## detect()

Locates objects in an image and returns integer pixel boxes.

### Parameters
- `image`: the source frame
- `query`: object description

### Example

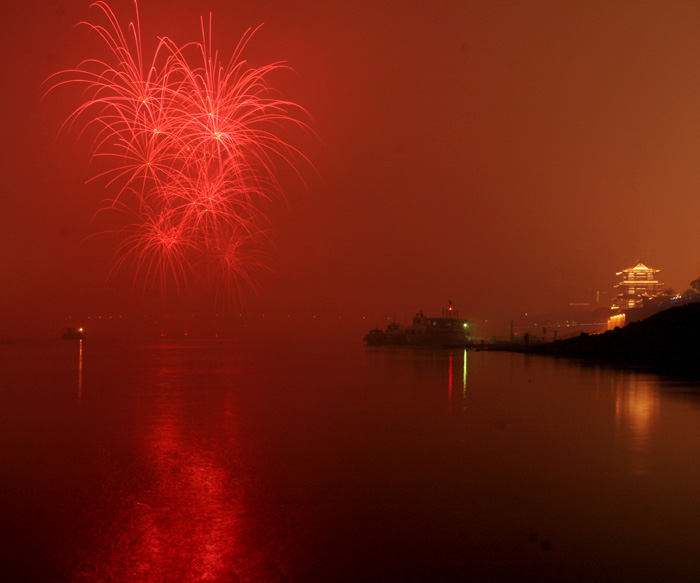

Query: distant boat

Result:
[364,303,471,347]
[61,327,85,340]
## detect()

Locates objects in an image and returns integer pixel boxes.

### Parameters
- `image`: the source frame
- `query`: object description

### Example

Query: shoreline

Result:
[488,302,700,376]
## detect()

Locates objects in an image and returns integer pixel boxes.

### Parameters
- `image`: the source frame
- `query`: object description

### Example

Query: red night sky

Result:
[2,1,700,341]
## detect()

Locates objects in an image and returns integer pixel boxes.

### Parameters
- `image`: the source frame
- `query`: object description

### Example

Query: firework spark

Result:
[46,1,310,307]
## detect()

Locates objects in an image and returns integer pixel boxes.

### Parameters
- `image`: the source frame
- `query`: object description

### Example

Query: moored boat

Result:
[364,303,471,347]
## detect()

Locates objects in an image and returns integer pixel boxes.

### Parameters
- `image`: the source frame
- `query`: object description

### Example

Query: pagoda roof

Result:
[617,261,660,275]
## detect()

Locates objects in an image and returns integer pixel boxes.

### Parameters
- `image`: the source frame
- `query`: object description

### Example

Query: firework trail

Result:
[46,1,310,306]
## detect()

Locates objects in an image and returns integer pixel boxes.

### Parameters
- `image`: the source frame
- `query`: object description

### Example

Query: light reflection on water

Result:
[67,344,298,582]
[447,349,468,412]
[77,339,83,403]
[76,388,242,582]
[614,374,660,476]
[3,340,700,582]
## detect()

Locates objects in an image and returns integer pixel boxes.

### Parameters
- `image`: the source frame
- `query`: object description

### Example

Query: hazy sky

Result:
[2,1,700,340]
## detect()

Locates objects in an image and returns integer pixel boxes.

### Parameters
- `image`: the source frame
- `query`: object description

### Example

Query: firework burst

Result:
[46,1,310,308]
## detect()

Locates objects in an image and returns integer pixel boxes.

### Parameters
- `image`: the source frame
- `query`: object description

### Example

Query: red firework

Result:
[46,1,310,306]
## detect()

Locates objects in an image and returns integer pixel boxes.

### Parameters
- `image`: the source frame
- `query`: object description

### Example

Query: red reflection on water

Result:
[448,351,453,405]
[136,408,236,581]
[74,363,256,582]
[448,350,468,411]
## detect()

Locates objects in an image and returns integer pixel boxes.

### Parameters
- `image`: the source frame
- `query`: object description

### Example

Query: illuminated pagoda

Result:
[612,262,664,310]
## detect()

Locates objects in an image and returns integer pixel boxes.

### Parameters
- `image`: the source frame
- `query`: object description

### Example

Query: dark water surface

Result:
[2,339,700,582]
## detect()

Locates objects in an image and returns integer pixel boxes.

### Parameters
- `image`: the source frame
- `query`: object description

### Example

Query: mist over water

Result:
[2,339,700,582]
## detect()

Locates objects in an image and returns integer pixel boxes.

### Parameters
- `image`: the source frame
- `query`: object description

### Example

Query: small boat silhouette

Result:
[61,327,85,340]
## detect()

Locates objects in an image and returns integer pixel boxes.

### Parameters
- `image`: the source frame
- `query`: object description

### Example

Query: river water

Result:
[2,339,700,582]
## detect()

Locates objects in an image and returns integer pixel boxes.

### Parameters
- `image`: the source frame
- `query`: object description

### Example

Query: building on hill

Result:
[611,262,664,310]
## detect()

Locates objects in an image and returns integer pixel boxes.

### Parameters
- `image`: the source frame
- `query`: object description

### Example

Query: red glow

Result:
[73,385,243,581]
[448,351,453,404]
[46,1,310,307]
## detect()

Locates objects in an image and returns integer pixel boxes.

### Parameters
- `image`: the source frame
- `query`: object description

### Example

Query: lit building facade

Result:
[612,262,663,310]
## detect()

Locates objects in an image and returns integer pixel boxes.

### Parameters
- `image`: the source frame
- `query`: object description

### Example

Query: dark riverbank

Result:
[509,302,700,374]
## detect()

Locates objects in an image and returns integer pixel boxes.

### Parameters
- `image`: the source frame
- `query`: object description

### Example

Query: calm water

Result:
[2,339,700,582]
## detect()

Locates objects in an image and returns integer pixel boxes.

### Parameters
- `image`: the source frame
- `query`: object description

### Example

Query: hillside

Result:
[525,302,700,371]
